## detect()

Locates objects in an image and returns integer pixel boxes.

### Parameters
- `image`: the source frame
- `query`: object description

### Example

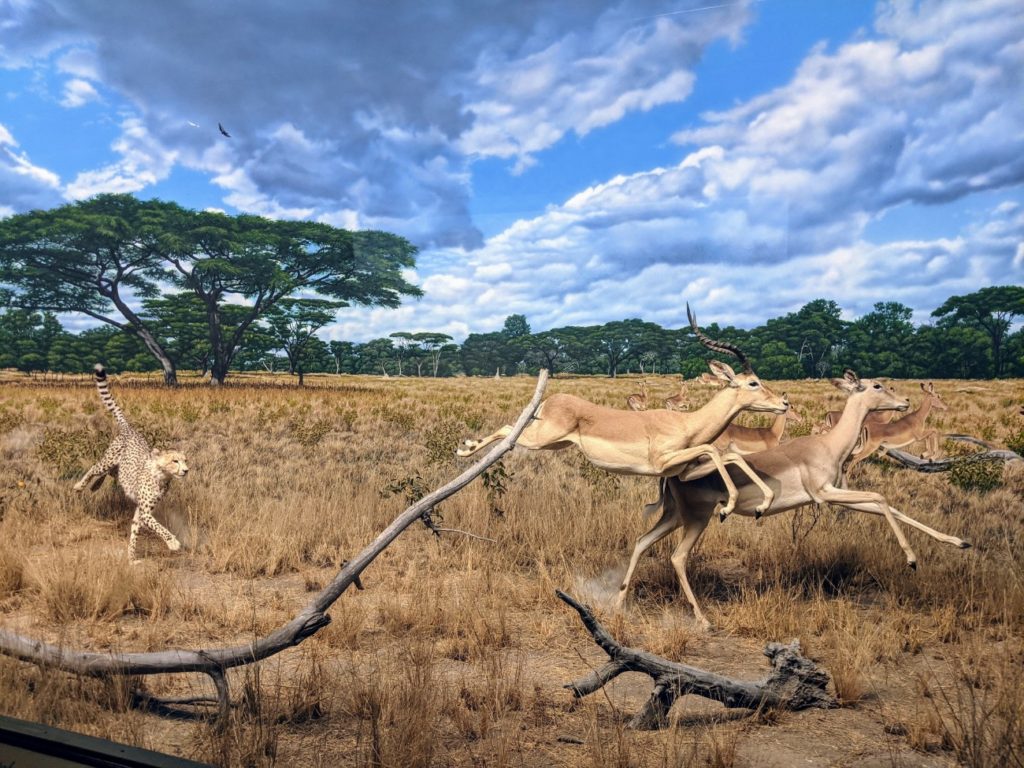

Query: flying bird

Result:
[218,122,232,138]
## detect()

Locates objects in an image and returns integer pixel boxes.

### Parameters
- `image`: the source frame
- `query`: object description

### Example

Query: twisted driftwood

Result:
[0,371,549,724]
[557,590,837,730]
[882,434,1023,473]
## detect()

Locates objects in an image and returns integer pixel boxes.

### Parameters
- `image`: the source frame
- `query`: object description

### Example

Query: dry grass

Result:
[0,371,1022,766]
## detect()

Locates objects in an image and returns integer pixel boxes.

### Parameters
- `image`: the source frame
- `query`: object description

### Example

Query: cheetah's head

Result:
[153,449,189,479]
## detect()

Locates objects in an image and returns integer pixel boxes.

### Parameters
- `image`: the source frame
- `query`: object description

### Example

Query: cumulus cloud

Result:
[458,3,749,171]
[327,0,1024,340]
[0,121,63,211]
[64,117,177,199]
[1,0,748,248]
[671,0,1024,254]
[59,77,98,107]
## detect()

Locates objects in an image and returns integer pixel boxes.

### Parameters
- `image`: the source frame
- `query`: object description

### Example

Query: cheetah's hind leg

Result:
[74,461,114,492]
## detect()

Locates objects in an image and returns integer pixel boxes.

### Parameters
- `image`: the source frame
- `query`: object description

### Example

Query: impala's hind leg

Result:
[615,505,683,610]
[457,407,577,457]
[669,514,712,630]
[818,484,918,568]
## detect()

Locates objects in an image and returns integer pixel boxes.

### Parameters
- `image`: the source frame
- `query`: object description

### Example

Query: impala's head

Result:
[921,381,948,411]
[831,369,909,412]
[782,396,803,423]
[153,448,189,479]
[688,303,789,415]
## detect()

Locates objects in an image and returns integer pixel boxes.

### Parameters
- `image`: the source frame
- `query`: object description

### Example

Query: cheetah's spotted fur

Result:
[74,364,189,562]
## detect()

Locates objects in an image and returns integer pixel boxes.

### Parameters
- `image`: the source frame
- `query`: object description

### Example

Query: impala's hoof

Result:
[959,540,972,549]
[908,560,917,571]
[754,510,763,520]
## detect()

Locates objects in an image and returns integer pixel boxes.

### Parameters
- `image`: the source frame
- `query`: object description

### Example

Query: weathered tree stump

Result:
[557,590,837,730]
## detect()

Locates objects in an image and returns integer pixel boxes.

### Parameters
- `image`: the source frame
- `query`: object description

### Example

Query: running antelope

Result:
[457,307,789,518]
[617,370,970,630]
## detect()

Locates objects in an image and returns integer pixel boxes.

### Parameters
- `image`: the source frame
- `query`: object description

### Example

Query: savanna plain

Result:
[0,371,1022,767]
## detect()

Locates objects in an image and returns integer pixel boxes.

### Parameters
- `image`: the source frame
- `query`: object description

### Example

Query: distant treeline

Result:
[2,195,1021,384]
[2,290,1022,381]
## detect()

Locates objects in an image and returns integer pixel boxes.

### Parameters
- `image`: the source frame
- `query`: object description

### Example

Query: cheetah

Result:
[74,364,188,562]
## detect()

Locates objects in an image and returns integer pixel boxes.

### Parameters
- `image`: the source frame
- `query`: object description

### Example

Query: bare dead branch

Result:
[0,371,549,723]
[556,589,837,730]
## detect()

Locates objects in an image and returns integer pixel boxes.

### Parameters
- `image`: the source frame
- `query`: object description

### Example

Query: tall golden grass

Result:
[0,371,1022,766]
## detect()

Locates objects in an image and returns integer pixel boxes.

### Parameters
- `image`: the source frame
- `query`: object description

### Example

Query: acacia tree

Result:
[264,298,343,385]
[167,213,422,385]
[0,194,186,384]
[408,332,452,376]
[0,195,421,385]
[932,286,1024,376]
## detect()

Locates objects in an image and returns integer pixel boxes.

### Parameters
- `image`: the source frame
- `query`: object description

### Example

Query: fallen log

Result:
[557,590,837,730]
[882,434,1023,473]
[0,371,549,725]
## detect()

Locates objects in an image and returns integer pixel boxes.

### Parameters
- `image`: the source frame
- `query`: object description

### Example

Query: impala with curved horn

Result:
[633,370,970,630]
[457,305,789,520]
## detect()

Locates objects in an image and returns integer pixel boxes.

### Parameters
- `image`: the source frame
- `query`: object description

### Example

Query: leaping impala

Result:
[616,370,970,630]
[714,399,803,454]
[457,306,789,519]
[844,382,948,474]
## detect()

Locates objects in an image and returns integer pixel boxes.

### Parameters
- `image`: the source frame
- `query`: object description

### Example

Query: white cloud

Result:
[459,5,750,168]
[59,77,99,107]
[1,0,753,247]
[0,122,63,210]
[64,117,176,199]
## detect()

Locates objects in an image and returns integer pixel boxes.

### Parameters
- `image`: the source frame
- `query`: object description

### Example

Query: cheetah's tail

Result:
[93,363,127,426]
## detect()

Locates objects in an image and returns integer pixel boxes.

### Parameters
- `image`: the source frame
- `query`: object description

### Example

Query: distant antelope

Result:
[626,381,649,411]
[845,382,948,472]
[715,399,803,454]
[663,380,689,411]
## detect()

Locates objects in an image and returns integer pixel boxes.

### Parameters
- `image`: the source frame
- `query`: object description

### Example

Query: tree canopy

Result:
[0,194,422,384]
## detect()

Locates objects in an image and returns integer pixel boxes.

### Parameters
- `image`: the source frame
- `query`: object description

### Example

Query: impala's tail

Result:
[93,364,128,428]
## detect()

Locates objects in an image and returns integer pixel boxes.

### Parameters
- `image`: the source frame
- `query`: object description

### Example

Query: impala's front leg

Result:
[720,450,774,518]
[656,444,738,521]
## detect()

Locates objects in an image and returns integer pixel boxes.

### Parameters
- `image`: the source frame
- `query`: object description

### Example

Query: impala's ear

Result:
[708,359,739,387]
[831,376,860,394]
[921,381,934,394]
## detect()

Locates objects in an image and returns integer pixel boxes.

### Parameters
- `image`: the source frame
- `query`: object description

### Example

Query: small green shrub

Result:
[0,407,25,434]
[289,415,332,447]
[949,458,1004,494]
[1005,428,1024,457]
[36,427,99,479]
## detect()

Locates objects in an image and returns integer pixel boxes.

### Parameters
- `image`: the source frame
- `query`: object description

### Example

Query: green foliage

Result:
[949,458,1004,494]
[288,414,333,448]
[36,427,99,479]
[424,419,462,467]
[1005,429,1024,457]
[380,474,429,505]
[0,406,25,434]
[481,459,514,516]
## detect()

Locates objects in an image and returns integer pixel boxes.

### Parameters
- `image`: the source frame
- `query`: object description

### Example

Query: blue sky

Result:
[1,0,1021,342]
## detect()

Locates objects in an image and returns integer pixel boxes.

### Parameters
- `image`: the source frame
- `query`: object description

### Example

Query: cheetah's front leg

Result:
[128,501,181,563]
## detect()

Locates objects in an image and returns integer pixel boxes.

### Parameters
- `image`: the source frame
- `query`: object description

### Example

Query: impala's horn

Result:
[687,303,753,373]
